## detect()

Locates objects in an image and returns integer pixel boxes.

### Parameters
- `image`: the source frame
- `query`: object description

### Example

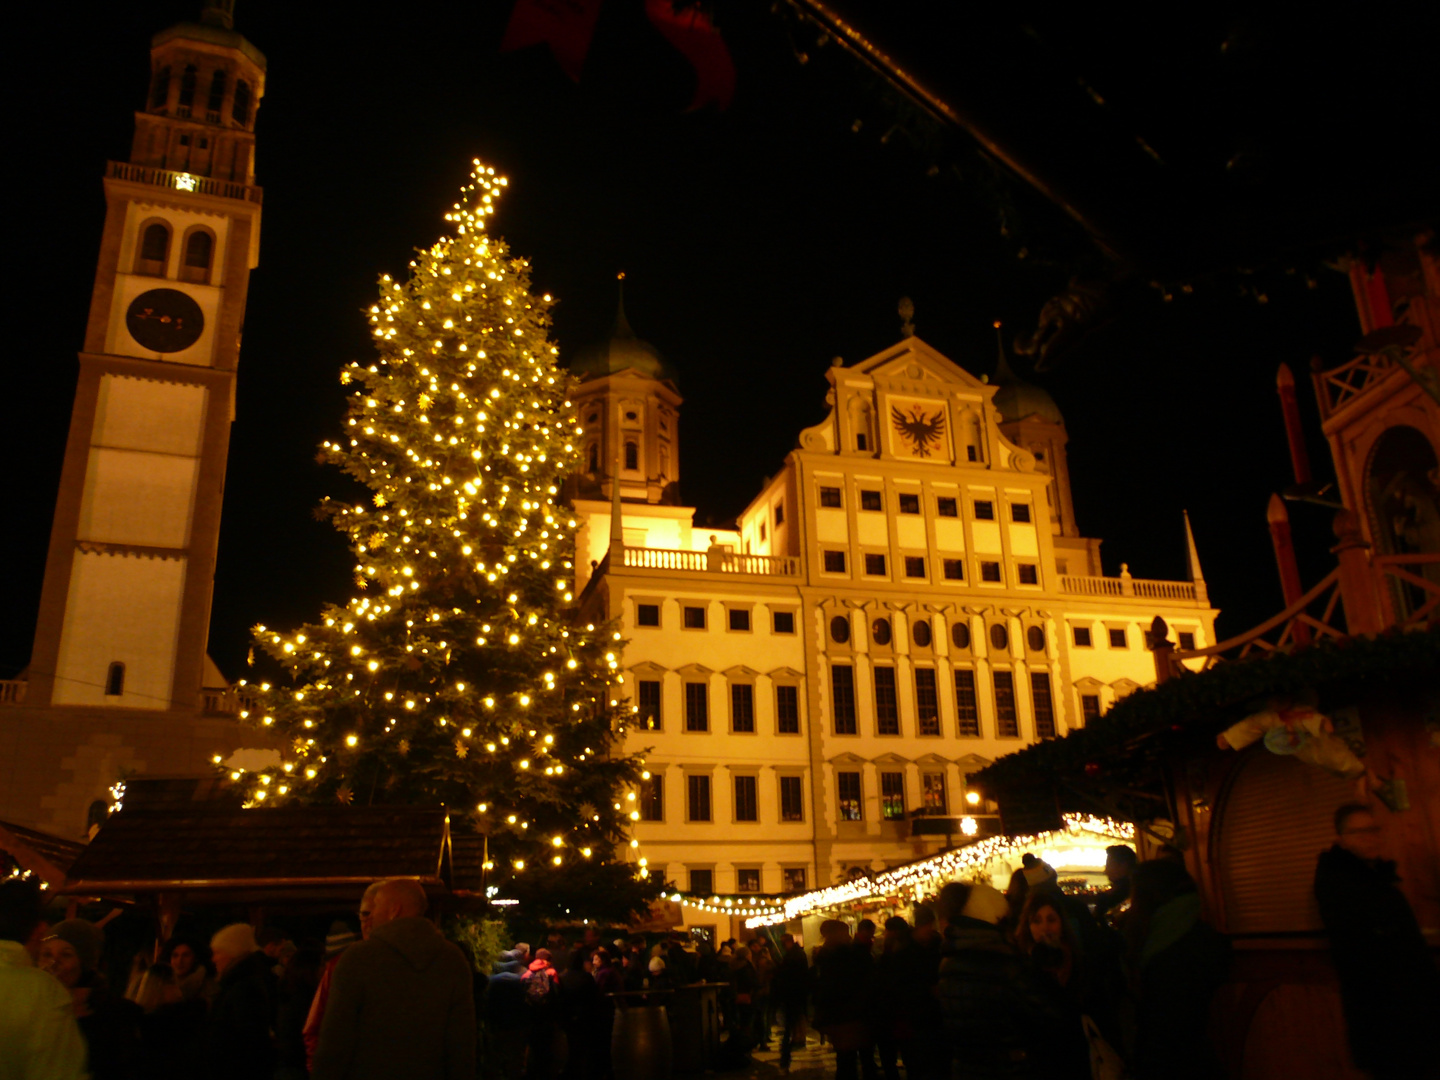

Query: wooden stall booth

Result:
[974,629,1439,1080]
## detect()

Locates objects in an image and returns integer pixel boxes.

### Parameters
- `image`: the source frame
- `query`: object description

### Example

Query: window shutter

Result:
[1217,749,1357,934]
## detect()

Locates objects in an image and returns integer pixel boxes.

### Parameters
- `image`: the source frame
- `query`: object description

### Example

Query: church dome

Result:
[569,288,676,384]
[991,351,1064,425]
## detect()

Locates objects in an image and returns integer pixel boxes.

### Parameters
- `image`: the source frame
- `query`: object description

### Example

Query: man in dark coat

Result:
[1315,804,1440,1080]
[773,933,809,1073]
[205,923,278,1080]
[887,906,947,1080]
[312,879,475,1080]
[812,921,876,1080]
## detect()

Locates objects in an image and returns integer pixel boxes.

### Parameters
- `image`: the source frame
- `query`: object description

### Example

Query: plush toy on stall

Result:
[1216,697,1365,778]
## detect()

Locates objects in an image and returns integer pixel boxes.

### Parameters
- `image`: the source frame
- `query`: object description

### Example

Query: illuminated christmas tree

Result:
[233,161,655,919]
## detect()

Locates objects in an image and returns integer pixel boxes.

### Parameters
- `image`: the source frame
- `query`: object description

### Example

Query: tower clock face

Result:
[126,288,204,353]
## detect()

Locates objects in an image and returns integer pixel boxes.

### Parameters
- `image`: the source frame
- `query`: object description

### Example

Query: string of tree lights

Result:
[229,161,660,920]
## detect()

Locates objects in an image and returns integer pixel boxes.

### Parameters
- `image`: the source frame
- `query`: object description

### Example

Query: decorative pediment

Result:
[628,661,668,678]
[722,665,760,680]
[954,753,993,771]
[828,752,867,766]
[856,338,989,391]
[873,752,911,766]
[766,666,804,680]
[1073,676,1104,692]
[913,752,951,767]
[674,663,714,679]
[1111,678,1142,697]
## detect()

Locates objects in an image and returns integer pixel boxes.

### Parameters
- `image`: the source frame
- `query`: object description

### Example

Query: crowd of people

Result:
[3,809,1435,1080]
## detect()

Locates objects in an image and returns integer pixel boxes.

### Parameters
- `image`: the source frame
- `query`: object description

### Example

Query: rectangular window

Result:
[922,772,947,814]
[683,606,706,629]
[689,867,713,894]
[915,668,940,735]
[783,867,807,892]
[636,603,660,627]
[954,670,980,737]
[685,683,709,732]
[773,610,796,634]
[728,608,751,631]
[733,775,758,821]
[994,671,1018,737]
[936,496,958,517]
[905,556,926,578]
[1018,563,1039,585]
[831,665,857,734]
[779,775,804,821]
[837,771,863,821]
[860,490,883,511]
[737,867,761,893]
[1109,627,1127,648]
[638,680,662,731]
[898,493,921,514]
[759,521,767,541]
[1073,626,1093,647]
[880,771,905,820]
[967,445,979,462]
[731,684,755,733]
[640,773,664,821]
[974,500,995,520]
[943,558,964,580]
[981,561,1002,582]
[687,775,712,822]
[1178,631,1196,651]
[774,501,784,525]
[1011,503,1032,523]
[776,685,800,734]
[1031,672,1056,739]
[819,486,842,508]
[873,667,899,735]
[823,550,847,573]
[1081,693,1102,723]
[864,552,887,576]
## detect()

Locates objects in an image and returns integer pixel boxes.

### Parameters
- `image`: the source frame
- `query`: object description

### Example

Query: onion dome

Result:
[991,343,1064,425]
[570,284,676,384]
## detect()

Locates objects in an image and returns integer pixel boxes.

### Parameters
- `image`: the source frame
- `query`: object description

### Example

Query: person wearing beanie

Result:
[305,883,380,1070]
[40,917,143,1080]
[934,881,1081,1079]
[203,922,277,1080]
[0,878,88,1079]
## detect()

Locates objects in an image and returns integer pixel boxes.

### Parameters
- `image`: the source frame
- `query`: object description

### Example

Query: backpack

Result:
[523,967,555,1009]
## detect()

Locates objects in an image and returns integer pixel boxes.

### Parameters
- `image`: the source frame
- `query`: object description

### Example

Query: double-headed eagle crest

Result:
[891,404,947,458]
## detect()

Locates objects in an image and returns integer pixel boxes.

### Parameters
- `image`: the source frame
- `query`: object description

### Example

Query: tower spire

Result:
[993,320,1017,383]
[1183,509,1209,604]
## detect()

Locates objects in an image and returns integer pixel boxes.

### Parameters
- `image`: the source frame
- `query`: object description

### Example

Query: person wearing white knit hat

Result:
[203,923,277,1078]
[209,923,258,976]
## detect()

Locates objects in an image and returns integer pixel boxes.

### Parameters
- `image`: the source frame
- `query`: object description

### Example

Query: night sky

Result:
[5,2,1426,681]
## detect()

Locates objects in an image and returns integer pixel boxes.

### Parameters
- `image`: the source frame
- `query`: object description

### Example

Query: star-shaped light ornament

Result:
[336,783,354,805]
[397,738,411,757]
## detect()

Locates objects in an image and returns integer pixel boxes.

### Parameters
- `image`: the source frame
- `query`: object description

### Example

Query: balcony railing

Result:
[106,160,263,204]
[1059,573,1198,602]
[200,686,260,716]
[619,545,801,577]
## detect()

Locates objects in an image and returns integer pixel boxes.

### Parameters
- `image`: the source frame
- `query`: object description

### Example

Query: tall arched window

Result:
[178,65,198,111]
[136,222,170,276]
[181,229,214,283]
[624,441,639,470]
[587,442,599,472]
[105,662,126,697]
[232,79,251,125]
[149,66,170,110]
[207,69,227,116]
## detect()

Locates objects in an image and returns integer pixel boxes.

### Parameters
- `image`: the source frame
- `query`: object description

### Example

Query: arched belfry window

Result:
[104,662,126,697]
[178,65,198,112]
[149,66,170,110]
[587,443,599,473]
[181,229,214,284]
[624,441,639,471]
[232,79,251,125]
[207,70,227,118]
[136,221,170,276]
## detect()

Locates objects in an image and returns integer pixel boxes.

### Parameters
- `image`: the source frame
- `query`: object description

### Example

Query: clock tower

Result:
[27,1,264,713]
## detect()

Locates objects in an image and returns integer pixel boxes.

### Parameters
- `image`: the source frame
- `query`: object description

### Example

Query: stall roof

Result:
[62,805,453,897]
[0,820,86,889]
[973,629,1440,830]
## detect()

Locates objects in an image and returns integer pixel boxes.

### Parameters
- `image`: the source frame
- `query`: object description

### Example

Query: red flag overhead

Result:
[643,0,736,111]
[500,0,605,83]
